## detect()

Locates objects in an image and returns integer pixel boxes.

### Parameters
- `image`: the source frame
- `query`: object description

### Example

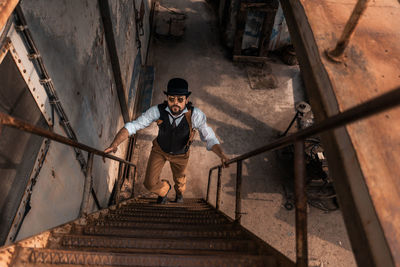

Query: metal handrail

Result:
[0,112,136,167]
[210,86,400,170]
[0,111,136,216]
[207,86,400,266]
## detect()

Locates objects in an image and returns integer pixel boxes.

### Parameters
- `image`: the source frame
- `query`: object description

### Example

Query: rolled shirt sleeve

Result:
[124,105,160,136]
[192,107,220,150]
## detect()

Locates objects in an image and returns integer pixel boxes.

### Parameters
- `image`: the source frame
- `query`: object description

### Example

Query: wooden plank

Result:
[280,0,400,266]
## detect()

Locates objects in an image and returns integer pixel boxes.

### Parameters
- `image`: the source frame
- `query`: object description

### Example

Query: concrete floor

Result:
[132,0,357,266]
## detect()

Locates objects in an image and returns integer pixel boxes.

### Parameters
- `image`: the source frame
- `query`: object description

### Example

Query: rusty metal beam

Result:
[278,1,396,266]
[98,0,130,123]
[0,0,18,31]
[0,112,136,167]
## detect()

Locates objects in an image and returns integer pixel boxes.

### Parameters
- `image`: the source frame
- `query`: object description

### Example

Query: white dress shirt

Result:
[124,105,220,150]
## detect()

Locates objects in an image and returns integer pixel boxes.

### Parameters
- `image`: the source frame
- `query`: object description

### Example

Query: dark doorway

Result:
[0,52,48,245]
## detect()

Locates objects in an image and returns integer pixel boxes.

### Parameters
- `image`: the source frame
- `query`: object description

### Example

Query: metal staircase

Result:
[0,84,399,266]
[2,198,293,267]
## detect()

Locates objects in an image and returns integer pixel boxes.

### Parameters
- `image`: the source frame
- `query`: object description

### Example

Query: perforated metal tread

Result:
[5,198,294,266]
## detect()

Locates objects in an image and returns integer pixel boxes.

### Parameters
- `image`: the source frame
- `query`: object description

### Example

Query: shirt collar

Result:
[165,106,188,118]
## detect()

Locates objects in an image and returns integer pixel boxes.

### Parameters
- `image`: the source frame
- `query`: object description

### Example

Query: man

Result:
[105,78,229,204]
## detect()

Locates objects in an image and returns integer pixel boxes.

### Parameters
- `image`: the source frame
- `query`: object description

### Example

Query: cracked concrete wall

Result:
[3,0,152,242]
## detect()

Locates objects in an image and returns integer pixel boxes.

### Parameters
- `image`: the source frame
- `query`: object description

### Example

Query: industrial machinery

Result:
[277,102,338,212]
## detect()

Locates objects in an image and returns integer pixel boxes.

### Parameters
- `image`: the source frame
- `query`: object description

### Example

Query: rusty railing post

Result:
[235,160,243,223]
[130,165,137,198]
[326,0,370,61]
[115,162,125,204]
[216,166,222,210]
[294,140,308,267]
[206,169,213,203]
[79,152,94,217]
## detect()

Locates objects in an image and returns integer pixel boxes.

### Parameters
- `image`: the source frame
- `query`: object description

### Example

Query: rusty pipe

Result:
[326,0,370,61]
[0,112,136,167]
[294,141,308,267]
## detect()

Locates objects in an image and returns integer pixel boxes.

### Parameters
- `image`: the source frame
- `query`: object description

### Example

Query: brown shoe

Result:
[157,180,171,204]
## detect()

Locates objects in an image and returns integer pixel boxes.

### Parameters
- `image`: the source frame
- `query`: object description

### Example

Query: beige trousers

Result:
[143,139,189,197]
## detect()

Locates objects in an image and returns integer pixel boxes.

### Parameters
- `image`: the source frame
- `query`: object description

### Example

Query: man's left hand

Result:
[220,155,229,168]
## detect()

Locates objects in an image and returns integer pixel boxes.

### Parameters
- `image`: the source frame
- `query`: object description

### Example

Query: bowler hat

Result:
[164,78,191,96]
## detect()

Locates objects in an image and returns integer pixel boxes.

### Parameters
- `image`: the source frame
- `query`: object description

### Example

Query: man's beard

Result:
[169,105,183,115]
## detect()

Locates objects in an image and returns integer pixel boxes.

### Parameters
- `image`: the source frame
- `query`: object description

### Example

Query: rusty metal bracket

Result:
[14,24,27,32]
[27,52,40,60]
[39,78,52,84]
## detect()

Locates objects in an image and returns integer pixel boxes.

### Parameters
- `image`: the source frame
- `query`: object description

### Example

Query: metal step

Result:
[84,225,246,239]
[106,210,225,219]
[117,206,214,213]
[15,247,277,266]
[124,201,210,208]
[102,214,229,224]
[133,198,205,204]
[113,207,216,215]
[53,234,258,254]
[90,220,236,231]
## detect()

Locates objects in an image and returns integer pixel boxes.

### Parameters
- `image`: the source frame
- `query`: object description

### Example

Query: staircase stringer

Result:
[0,197,140,266]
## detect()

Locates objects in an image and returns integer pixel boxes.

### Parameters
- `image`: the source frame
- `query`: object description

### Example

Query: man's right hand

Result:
[103,128,130,156]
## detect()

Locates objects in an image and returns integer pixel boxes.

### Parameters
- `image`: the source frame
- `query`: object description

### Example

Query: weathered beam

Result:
[0,0,18,31]
[98,0,130,123]
[279,1,395,266]
[233,0,247,56]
